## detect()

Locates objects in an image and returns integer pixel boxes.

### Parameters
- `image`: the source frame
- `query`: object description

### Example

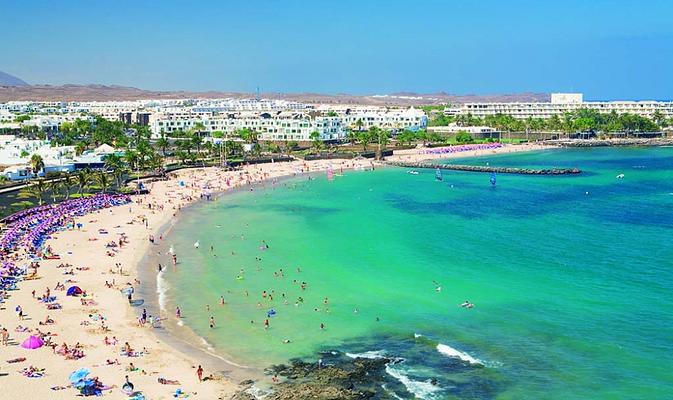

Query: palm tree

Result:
[30,154,45,177]
[191,134,204,156]
[48,179,63,202]
[346,129,357,146]
[357,130,372,152]
[28,179,47,206]
[135,140,154,170]
[309,131,322,153]
[156,133,170,156]
[76,170,91,196]
[354,119,364,132]
[652,110,665,127]
[237,128,258,144]
[175,150,188,165]
[75,141,87,156]
[95,172,111,193]
[124,149,139,171]
[104,153,126,187]
[62,173,75,199]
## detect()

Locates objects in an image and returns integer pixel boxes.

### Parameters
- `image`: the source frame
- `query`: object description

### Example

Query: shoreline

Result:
[0,158,380,399]
[0,144,544,399]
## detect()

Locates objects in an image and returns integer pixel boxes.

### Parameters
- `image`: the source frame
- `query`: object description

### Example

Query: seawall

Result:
[387,161,581,175]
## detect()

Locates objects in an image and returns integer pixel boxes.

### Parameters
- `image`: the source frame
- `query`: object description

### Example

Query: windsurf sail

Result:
[490,172,497,186]
[326,164,334,181]
[435,168,443,181]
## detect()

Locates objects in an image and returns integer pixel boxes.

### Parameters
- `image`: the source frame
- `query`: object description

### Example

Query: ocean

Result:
[159,147,673,399]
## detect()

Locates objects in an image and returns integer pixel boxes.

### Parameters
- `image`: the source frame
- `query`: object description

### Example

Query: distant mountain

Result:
[0,83,549,104]
[0,70,28,86]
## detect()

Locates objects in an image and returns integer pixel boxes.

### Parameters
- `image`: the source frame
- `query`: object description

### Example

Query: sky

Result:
[2,0,672,99]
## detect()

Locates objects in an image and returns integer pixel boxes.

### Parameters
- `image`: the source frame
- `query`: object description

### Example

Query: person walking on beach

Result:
[1,328,8,346]
[209,316,215,328]
[176,306,181,318]
[197,365,204,382]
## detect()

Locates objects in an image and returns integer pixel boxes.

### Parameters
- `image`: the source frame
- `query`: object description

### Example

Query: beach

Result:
[0,144,551,399]
[385,142,554,163]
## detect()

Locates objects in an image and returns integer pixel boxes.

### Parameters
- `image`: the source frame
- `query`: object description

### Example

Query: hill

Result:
[0,70,29,87]
[0,83,549,105]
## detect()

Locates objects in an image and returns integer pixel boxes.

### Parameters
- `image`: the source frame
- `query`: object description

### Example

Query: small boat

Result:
[435,168,443,181]
[407,170,419,175]
[490,172,497,186]
[616,173,624,179]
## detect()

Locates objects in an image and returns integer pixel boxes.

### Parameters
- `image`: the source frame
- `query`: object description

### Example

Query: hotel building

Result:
[452,93,673,119]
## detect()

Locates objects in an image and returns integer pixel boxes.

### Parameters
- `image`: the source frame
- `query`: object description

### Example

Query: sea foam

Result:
[436,343,483,365]
[385,364,443,400]
[156,270,167,312]
[345,350,387,359]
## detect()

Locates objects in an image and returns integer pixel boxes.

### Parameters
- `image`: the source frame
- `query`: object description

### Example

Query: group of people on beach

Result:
[0,159,394,396]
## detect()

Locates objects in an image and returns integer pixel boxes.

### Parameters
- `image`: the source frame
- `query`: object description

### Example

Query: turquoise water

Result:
[165,147,673,399]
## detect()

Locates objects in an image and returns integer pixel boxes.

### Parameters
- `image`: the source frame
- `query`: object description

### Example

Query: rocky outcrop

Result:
[231,357,394,400]
[387,161,581,175]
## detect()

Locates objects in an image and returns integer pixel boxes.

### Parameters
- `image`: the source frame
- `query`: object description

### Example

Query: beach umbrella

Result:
[69,368,90,385]
[21,335,44,349]
[67,286,83,296]
[69,368,90,384]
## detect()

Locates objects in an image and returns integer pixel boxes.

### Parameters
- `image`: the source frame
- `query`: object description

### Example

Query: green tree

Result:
[48,179,62,202]
[124,149,140,171]
[76,169,91,195]
[286,140,299,152]
[75,141,87,156]
[346,129,358,146]
[156,134,170,156]
[30,154,45,176]
[28,179,47,206]
[455,131,474,143]
[62,173,75,199]
[354,118,364,132]
[309,131,322,152]
[95,171,111,193]
[236,128,259,144]
[356,130,372,152]
[104,153,126,188]
[191,134,204,155]
[175,150,188,165]
[396,129,418,146]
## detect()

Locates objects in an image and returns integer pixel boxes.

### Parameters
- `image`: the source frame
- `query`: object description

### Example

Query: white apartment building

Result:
[151,112,344,141]
[314,105,428,131]
[342,108,427,131]
[455,93,673,120]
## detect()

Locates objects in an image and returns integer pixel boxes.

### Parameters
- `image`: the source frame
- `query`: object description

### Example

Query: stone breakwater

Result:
[387,161,581,175]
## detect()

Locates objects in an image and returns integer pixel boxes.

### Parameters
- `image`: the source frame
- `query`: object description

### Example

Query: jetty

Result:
[386,161,581,175]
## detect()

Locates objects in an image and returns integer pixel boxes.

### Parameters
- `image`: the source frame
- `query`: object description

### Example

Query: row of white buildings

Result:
[444,93,673,120]
[149,107,428,140]
[1,99,429,141]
